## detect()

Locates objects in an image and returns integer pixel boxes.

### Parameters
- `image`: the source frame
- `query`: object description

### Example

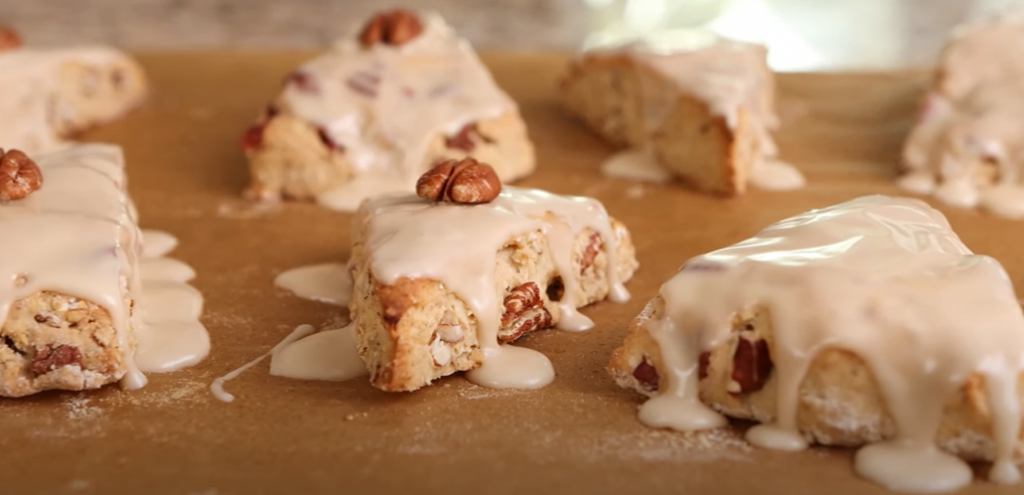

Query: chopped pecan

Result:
[286,71,319,94]
[500,282,542,327]
[0,26,21,52]
[31,345,82,375]
[499,308,552,343]
[415,157,501,204]
[731,336,773,393]
[359,9,423,47]
[0,148,43,201]
[698,351,710,380]
[444,123,492,152]
[545,277,564,302]
[346,72,381,97]
[633,359,659,390]
[317,127,342,151]
[580,232,603,274]
[240,122,267,153]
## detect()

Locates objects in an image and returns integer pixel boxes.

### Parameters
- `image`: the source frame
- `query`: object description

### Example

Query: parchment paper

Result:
[2,52,1017,495]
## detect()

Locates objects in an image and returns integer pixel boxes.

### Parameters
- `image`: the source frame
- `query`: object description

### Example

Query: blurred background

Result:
[2,0,1022,70]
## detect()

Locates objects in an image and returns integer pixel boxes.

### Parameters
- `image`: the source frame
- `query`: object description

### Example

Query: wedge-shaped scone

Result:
[609,196,1024,492]
[0,33,148,153]
[0,144,146,397]
[349,178,638,392]
[560,36,803,195]
[901,11,1024,219]
[241,9,535,210]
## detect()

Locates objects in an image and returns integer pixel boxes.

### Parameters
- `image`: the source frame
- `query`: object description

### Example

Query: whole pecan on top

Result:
[0,148,43,201]
[416,157,501,204]
[0,26,21,52]
[359,9,423,47]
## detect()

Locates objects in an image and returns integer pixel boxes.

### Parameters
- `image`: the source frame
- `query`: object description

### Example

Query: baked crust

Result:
[608,298,1024,462]
[352,218,638,392]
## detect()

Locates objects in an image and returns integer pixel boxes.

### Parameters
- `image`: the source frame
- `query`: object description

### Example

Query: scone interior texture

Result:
[0,144,144,397]
[559,38,803,195]
[0,45,148,153]
[242,9,535,209]
[609,195,1024,491]
[349,187,638,392]
[900,10,1024,219]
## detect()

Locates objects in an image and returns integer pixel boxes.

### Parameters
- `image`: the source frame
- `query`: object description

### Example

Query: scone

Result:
[0,144,146,397]
[900,11,1024,219]
[609,196,1024,492]
[0,29,148,153]
[241,9,535,211]
[349,159,638,392]
[559,35,803,195]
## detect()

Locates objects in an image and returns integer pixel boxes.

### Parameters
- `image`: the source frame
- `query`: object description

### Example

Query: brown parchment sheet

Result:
[1,52,1021,495]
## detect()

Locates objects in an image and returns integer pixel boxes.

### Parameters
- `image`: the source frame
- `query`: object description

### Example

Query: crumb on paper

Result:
[216,201,280,220]
[67,479,90,491]
[626,184,645,199]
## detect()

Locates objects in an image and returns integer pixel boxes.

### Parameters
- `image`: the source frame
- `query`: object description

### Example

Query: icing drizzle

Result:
[359,186,631,388]
[637,195,1024,491]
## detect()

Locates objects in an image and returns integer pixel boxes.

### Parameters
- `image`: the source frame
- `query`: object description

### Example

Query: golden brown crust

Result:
[608,298,1024,462]
[355,220,638,392]
[243,99,535,201]
[559,50,758,196]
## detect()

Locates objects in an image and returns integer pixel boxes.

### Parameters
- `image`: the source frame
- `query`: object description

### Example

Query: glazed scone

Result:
[241,9,535,211]
[348,163,637,392]
[559,36,803,195]
[901,10,1024,219]
[0,34,148,153]
[0,144,146,397]
[608,195,1024,492]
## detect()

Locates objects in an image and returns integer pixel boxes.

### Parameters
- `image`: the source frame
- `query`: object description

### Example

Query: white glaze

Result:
[135,230,210,373]
[358,186,630,389]
[269,323,367,382]
[0,47,133,153]
[210,324,316,403]
[748,159,806,191]
[280,11,516,212]
[635,195,1023,492]
[0,146,210,390]
[274,262,352,307]
[901,13,1024,219]
[0,144,146,388]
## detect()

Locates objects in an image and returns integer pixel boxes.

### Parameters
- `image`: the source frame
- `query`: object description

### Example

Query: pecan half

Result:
[359,9,423,47]
[0,26,21,52]
[415,157,501,204]
[0,148,43,201]
[580,232,603,274]
[500,282,542,327]
[31,345,82,375]
[731,336,772,393]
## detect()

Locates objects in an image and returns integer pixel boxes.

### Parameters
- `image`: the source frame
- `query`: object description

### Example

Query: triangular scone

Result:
[0,33,148,153]
[348,187,637,392]
[560,37,801,195]
[241,10,535,210]
[901,11,1024,219]
[609,196,1024,491]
